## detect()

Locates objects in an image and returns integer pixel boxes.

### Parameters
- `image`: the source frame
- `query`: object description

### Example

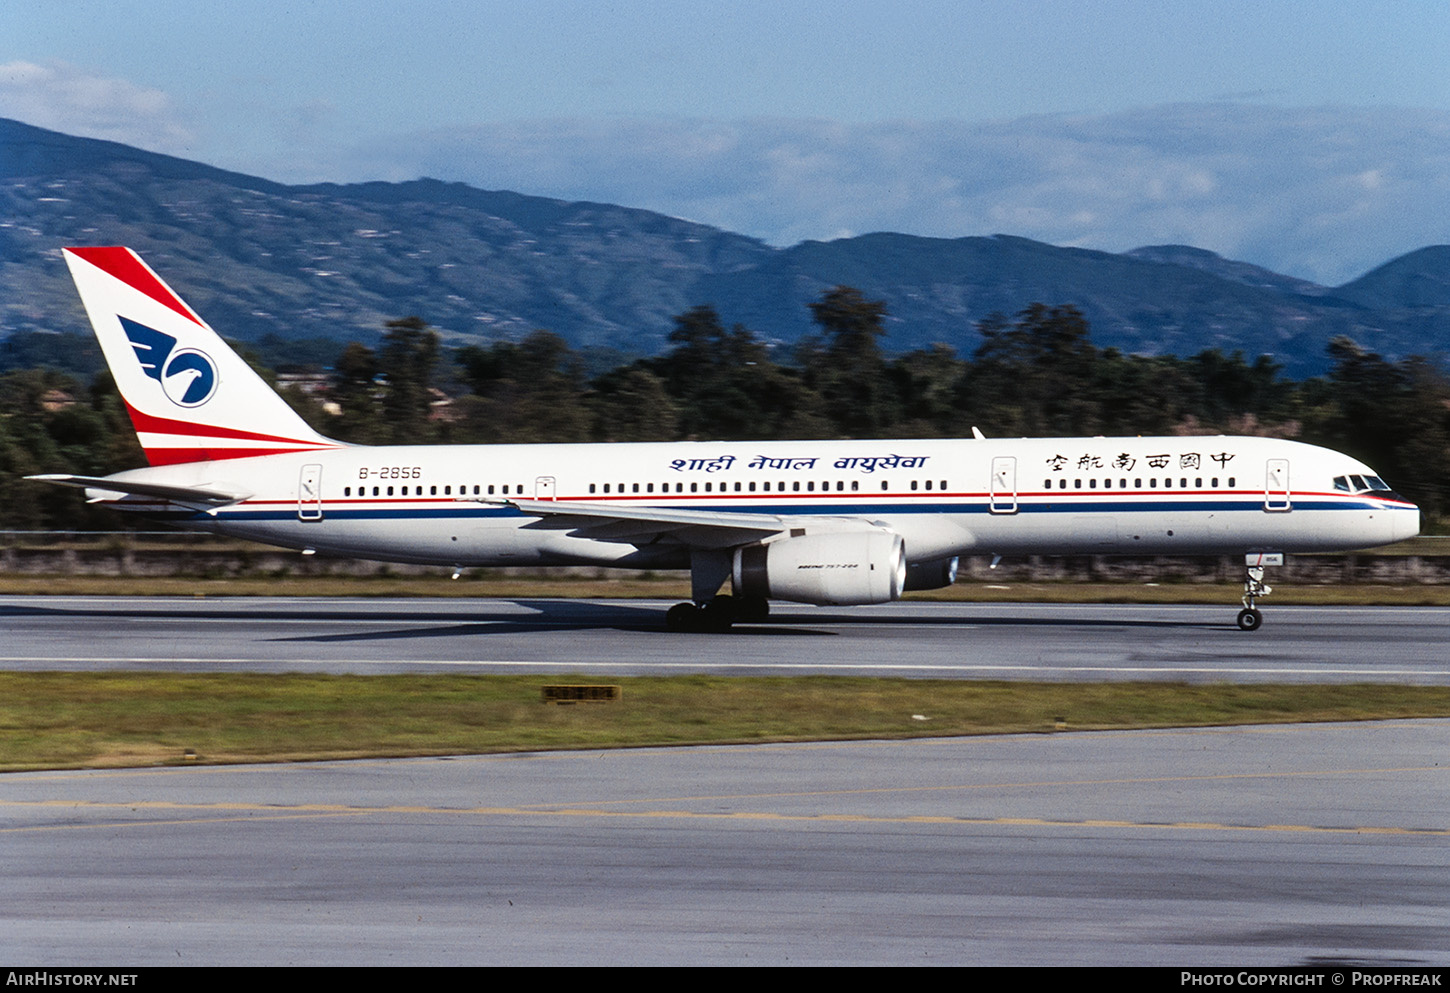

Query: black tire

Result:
[700,597,735,633]
[1236,608,1263,632]
[734,595,770,623]
[666,602,698,632]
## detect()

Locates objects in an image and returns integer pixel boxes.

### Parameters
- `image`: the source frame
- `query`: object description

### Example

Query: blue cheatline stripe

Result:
[195,496,1411,523]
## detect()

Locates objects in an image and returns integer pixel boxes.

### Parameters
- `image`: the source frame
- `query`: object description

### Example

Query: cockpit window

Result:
[1334,474,1395,494]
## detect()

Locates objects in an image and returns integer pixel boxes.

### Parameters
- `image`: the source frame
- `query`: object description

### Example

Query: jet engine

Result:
[733,531,906,606]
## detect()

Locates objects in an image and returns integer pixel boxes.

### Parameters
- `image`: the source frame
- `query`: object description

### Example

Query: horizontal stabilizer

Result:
[26,474,253,507]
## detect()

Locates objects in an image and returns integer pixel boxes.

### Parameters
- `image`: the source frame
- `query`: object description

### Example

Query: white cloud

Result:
[345,104,1450,285]
[0,60,195,156]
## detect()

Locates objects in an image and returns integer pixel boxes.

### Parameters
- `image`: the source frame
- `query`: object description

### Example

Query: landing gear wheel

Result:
[665,600,735,632]
[666,602,698,632]
[699,597,735,633]
[1236,608,1263,632]
[734,595,770,623]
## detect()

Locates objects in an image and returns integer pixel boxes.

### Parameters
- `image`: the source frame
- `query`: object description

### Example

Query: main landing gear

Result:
[1236,563,1273,632]
[665,594,770,633]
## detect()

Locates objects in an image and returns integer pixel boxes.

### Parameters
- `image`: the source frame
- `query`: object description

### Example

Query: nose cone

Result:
[1397,501,1422,542]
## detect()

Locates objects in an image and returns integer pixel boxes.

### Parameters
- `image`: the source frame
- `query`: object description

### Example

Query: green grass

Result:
[4,672,1450,772]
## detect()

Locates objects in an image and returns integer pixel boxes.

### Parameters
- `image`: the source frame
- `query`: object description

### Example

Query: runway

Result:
[4,720,1448,966]
[6,595,1448,965]
[1,595,1448,682]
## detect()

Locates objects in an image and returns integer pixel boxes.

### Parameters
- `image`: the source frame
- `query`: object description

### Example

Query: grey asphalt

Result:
[1,596,1448,681]
[5,595,1448,966]
[4,720,1448,966]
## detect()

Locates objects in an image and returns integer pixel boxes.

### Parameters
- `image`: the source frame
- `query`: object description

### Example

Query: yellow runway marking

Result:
[2,798,1445,837]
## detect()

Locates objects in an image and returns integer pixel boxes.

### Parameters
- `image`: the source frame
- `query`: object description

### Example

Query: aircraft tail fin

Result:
[63,247,342,466]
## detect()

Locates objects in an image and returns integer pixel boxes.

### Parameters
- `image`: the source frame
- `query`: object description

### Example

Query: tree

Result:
[378,316,439,444]
[328,342,384,443]
[801,286,896,436]
[655,305,793,439]
[965,304,1098,436]
[454,331,591,443]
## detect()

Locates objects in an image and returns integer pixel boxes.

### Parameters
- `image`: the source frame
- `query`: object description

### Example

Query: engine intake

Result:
[733,531,906,606]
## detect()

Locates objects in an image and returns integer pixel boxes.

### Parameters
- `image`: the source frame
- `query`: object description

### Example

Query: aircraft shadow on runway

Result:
[0,599,1235,644]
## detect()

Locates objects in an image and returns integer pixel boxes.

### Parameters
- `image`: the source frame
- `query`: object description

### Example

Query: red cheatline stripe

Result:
[65,247,203,326]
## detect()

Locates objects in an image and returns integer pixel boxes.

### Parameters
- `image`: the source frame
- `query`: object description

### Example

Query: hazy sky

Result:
[4,1,1449,284]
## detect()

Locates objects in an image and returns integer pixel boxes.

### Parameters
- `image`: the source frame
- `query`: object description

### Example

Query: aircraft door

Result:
[298,464,323,521]
[989,457,1018,514]
[1264,459,1291,512]
[534,476,557,501]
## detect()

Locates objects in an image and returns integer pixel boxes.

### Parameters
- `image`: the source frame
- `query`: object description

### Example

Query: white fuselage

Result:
[98,434,1421,568]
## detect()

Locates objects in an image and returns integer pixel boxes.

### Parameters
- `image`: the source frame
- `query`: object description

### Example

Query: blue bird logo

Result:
[121,317,218,407]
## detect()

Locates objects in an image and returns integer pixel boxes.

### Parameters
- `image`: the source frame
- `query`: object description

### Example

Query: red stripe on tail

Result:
[65,247,204,326]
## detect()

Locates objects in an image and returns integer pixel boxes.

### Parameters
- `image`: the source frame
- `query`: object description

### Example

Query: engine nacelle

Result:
[904,556,959,592]
[733,531,906,606]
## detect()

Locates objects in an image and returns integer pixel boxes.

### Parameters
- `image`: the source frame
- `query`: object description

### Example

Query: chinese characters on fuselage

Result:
[1046,451,1236,472]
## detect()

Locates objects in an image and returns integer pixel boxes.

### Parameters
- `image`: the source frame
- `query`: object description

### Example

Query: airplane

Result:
[29,247,1421,632]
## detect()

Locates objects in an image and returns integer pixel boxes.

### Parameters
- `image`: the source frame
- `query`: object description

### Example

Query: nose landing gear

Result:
[1236,557,1278,631]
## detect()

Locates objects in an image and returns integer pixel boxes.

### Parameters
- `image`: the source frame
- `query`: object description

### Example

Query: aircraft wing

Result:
[26,474,253,508]
[475,497,878,549]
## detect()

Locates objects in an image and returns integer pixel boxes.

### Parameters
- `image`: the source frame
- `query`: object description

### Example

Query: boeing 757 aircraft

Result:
[30,247,1420,631]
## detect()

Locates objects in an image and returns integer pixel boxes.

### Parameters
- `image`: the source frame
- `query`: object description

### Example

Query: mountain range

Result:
[3,117,1448,376]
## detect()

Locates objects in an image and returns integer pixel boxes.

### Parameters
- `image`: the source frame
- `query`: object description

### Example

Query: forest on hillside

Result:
[2,287,1447,531]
